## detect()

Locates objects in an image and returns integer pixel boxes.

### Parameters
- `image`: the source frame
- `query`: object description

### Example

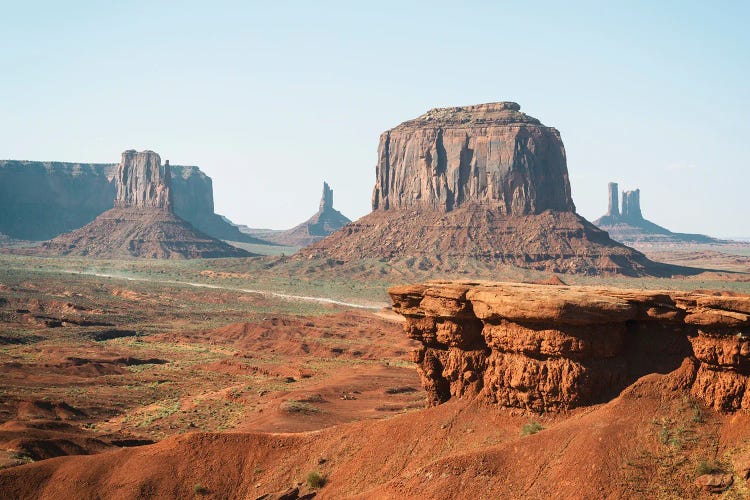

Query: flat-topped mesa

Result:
[390,281,750,412]
[114,150,173,210]
[371,101,575,214]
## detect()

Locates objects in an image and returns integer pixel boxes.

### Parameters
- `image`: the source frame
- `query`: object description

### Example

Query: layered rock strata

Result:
[41,150,249,259]
[390,281,750,412]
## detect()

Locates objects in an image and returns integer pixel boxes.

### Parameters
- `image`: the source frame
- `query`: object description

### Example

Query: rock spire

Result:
[607,182,620,217]
[621,189,642,220]
[319,182,333,212]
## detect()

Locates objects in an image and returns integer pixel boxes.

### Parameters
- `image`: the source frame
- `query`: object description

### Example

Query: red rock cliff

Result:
[372,102,575,214]
[390,282,750,412]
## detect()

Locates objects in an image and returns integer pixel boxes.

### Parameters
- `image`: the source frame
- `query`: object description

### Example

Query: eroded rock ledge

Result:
[389,281,750,412]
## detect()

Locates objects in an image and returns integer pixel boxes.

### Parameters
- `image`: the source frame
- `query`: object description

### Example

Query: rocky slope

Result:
[242,182,351,247]
[0,159,262,243]
[594,182,722,245]
[390,281,750,412]
[302,101,687,277]
[41,151,249,259]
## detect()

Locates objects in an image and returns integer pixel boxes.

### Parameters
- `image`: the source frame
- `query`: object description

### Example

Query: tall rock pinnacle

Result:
[621,189,642,220]
[371,102,575,215]
[114,150,173,210]
[607,182,620,217]
[320,181,333,212]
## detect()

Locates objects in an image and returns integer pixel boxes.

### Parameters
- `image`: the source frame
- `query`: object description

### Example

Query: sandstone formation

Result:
[114,150,172,209]
[594,182,721,245]
[0,159,264,243]
[241,182,351,247]
[303,102,685,276]
[41,150,250,259]
[390,281,750,412]
[371,102,575,214]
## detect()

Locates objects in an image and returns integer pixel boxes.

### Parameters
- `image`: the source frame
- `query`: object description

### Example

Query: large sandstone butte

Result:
[41,150,249,259]
[240,182,351,247]
[390,281,750,412]
[303,102,677,276]
[594,182,722,245]
[371,102,575,214]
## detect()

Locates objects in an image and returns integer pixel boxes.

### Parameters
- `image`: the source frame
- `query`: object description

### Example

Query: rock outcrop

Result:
[114,150,172,210]
[41,150,250,259]
[303,102,686,276]
[0,159,264,243]
[371,102,575,214]
[594,182,721,245]
[241,182,351,247]
[390,281,750,412]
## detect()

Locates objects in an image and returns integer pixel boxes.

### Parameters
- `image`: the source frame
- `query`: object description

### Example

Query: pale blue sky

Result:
[2,1,748,236]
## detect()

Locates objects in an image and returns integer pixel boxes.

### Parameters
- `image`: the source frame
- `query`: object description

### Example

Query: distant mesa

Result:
[240,181,351,247]
[594,182,721,245]
[302,101,681,277]
[0,157,267,244]
[40,150,250,259]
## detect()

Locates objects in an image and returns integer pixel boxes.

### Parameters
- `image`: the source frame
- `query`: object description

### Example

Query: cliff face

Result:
[0,159,262,243]
[114,150,172,209]
[390,281,750,412]
[372,102,575,214]
[0,161,115,240]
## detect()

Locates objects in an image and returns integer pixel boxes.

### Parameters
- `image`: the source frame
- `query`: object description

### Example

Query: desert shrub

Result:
[696,460,725,475]
[193,483,209,495]
[307,471,327,489]
[521,421,543,436]
[281,400,321,414]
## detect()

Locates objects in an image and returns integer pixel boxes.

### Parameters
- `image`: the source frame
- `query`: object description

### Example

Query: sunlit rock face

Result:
[372,102,575,215]
[390,281,750,412]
